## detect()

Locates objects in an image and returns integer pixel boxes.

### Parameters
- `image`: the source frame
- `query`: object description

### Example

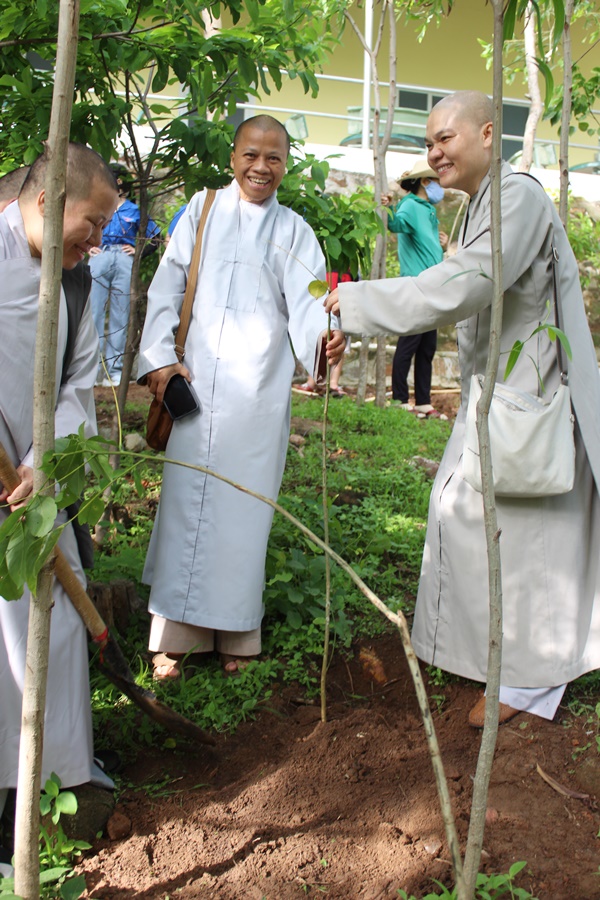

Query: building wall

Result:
[245,3,600,167]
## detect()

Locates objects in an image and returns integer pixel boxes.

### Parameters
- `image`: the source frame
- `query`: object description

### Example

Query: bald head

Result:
[0,167,30,212]
[432,91,493,129]
[18,143,119,269]
[425,92,494,197]
[234,115,291,155]
[20,143,118,204]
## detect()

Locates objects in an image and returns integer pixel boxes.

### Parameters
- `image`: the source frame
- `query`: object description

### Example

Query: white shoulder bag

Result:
[463,243,576,499]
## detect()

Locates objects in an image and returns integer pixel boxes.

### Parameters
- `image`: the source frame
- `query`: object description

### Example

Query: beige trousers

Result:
[149,615,261,656]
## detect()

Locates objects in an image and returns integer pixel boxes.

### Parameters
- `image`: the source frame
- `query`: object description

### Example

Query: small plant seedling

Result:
[0,773,90,900]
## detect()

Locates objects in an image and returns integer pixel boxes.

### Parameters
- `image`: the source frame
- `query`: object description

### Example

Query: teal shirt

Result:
[387,193,443,277]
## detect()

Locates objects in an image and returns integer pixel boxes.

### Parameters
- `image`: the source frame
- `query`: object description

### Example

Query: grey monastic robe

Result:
[138,181,332,633]
[338,163,600,688]
[0,201,98,789]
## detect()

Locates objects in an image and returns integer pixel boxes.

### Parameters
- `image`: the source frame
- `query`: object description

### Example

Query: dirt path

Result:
[80,634,600,900]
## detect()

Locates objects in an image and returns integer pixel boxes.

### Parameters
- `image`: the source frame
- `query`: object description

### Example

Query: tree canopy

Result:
[0,0,342,191]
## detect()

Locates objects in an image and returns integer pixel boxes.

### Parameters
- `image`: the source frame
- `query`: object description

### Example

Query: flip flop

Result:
[416,408,448,421]
[329,387,348,398]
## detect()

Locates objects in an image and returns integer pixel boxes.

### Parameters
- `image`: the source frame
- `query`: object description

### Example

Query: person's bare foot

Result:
[152,652,185,681]
[220,654,257,675]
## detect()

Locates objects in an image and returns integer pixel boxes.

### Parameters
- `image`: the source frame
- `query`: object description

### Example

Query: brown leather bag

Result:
[146,189,216,451]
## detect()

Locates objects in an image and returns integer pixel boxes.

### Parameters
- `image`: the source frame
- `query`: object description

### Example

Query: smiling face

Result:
[28,176,118,269]
[230,125,288,204]
[61,178,119,268]
[425,104,493,197]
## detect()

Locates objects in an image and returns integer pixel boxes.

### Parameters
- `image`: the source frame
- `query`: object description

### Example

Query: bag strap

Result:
[512,172,567,383]
[174,188,216,363]
[551,244,567,385]
[472,173,566,384]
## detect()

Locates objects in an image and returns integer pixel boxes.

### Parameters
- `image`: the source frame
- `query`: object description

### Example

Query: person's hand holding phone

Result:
[163,374,200,419]
[147,362,191,404]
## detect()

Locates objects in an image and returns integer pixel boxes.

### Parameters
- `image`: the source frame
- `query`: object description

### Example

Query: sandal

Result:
[329,387,347,399]
[388,400,414,411]
[421,410,448,421]
[152,653,184,681]
[295,382,323,396]
[414,406,448,421]
[220,654,258,676]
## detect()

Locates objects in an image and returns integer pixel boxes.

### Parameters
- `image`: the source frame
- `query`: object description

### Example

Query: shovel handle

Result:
[0,442,108,646]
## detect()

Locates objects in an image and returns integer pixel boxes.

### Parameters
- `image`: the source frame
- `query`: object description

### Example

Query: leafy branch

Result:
[503,300,572,388]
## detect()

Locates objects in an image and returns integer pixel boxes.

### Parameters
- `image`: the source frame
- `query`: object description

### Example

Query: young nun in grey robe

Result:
[326,92,600,724]
[0,146,118,818]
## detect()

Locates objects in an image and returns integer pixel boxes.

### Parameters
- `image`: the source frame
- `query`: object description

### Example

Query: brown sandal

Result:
[152,653,184,681]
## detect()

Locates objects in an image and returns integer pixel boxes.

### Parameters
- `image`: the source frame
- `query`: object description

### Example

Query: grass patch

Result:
[89,394,450,746]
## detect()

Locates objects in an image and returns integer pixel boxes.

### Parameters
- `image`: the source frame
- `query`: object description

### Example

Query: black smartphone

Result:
[163,374,200,420]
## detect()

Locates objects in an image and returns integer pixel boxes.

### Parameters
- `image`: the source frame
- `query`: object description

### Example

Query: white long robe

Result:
[338,164,600,689]
[0,201,99,790]
[138,181,332,632]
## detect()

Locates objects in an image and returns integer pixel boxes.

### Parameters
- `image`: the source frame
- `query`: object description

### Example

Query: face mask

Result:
[424,181,445,205]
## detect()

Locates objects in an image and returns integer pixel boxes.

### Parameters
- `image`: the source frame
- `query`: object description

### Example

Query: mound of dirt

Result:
[79,634,600,900]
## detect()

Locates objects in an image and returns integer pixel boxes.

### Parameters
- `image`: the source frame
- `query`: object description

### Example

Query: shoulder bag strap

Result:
[174,188,216,363]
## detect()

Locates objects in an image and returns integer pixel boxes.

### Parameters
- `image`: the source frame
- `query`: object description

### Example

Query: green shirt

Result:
[387,193,443,277]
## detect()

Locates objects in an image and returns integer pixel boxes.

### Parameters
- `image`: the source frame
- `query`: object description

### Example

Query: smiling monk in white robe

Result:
[138,115,344,679]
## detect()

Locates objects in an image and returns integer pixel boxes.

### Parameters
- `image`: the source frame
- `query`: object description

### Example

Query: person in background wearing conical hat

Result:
[382,156,448,419]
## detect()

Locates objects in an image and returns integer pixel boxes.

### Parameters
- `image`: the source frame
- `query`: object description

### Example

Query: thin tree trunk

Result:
[13,1,80,896]
[345,2,395,407]
[559,0,575,227]
[371,1,395,407]
[110,70,159,461]
[519,2,543,173]
[462,0,505,893]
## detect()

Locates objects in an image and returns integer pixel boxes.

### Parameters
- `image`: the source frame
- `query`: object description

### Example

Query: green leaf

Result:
[245,0,259,21]
[77,494,105,527]
[308,279,329,300]
[38,867,71,885]
[535,58,555,111]
[151,61,169,94]
[237,53,256,88]
[54,790,78,817]
[0,567,22,601]
[310,162,327,191]
[25,495,57,538]
[325,234,342,261]
[551,0,565,51]
[502,0,518,41]
[60,874,87,900]
[286,608,303,629]
[553,327,572,359]
[44,776,60,798]
[503,339,523,380]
